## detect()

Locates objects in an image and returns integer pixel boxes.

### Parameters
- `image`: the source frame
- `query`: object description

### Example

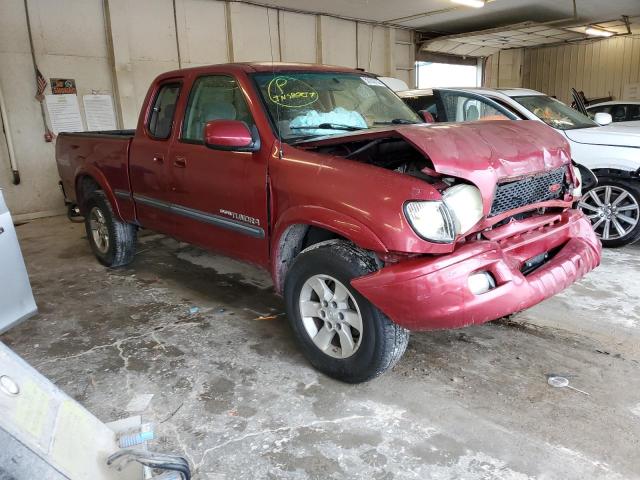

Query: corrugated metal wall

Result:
[483,49,523,89]
[522,36,640,104]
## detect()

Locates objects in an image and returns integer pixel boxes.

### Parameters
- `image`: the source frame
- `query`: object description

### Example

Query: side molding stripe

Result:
[114,189,132,200]
[132,193,265,239]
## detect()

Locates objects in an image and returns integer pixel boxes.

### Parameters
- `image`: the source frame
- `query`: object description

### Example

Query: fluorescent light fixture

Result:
[451,0,486,7]
[585,26,614,37]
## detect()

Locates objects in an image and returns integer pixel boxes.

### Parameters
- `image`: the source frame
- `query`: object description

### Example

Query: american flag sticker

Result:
[35,68,47,102]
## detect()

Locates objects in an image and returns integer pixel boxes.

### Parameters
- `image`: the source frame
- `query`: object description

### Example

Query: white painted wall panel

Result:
[230,3,279,62]
[320,16,356,68]
[174,0,228,67]
[27,0,109,58]
[357,24,387,74]
[0,0,31,54]
[279,11,316,63]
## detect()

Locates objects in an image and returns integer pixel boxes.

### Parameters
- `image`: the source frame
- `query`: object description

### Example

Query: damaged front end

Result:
[298,120,581,247]
[296,120,601,331]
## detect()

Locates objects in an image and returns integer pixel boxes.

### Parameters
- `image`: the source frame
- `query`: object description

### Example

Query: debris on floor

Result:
[126,393,155,412]
[547,375,591,396]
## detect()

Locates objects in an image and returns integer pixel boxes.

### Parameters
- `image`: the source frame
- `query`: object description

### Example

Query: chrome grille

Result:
[490,167,566,217]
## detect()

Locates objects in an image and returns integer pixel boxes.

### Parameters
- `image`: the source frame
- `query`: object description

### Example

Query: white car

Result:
[398,87,640,247]
[586,100,640,126]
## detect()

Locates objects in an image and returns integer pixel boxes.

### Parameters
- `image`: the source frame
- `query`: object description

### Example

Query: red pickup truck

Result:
[56,63,601,382]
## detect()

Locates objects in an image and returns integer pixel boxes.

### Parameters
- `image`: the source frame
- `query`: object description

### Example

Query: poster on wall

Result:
[83,95,117,131]
[50,78,77,95]
[45,94,84,134]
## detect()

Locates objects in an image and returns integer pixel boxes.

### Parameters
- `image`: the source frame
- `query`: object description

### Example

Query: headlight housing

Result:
[442,184,484,234]
[404,201,456,243]
[405,184,484,243]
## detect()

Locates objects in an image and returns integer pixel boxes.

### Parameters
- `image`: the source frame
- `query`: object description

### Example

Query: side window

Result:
[182,75,255,143]
[628,105,640,121]
[148,83,181,139]
[486,97,525,119]
[610,104,628,122]
[439,92,509,123]
[403,95,437,115]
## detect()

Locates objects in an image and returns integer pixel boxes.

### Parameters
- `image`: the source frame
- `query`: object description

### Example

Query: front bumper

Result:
[352,210,601,331]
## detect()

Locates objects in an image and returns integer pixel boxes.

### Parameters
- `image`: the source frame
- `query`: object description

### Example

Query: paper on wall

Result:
[45,94,84,134]
[83,94,117,131]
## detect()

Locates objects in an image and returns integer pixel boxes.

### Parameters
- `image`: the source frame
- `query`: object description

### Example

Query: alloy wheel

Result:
[89,206,110,254]
[298,274,363,359]
[579,185,640,241]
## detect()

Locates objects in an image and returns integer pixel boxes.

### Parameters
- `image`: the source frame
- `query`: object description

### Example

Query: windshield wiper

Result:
[290,123,365,132]
[373,119,419,125]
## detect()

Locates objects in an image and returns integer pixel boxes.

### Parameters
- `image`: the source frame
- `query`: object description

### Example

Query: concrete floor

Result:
[3,216,640,479]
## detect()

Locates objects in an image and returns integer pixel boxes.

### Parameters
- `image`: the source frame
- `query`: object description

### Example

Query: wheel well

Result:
[592,168,640,181]
[76,176,101,213]
[273,225,346,293]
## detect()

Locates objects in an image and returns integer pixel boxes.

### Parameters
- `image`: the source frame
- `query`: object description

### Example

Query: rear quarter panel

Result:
[56,133,134,221]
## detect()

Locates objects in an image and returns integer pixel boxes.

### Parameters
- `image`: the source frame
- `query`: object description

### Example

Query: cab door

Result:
[167,74,269,266]
[129,80,182,234]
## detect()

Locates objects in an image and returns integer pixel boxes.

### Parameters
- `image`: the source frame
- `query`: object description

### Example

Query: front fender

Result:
[569,142,640,173]
[272,205,388,254]
[270,205,389,294]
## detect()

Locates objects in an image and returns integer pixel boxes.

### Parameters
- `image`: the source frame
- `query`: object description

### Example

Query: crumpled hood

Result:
[564,123,640,147]
[300,120,571,213]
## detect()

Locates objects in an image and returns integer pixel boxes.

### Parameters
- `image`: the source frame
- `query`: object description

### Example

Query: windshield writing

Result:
[253,72,420,141]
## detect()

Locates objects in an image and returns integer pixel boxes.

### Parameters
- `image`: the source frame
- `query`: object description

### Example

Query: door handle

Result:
[152,156,164,164]
[173,157,187,168]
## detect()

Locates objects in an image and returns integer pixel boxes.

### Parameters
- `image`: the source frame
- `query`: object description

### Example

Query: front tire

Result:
[579,178,640,247]
[84,191,137,267]
[284,240,409,383]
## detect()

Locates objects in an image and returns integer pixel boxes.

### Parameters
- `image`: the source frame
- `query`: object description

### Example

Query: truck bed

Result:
[56,131,134,210]
[59,129,135,138]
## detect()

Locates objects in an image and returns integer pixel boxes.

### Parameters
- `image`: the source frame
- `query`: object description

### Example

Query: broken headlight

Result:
[442,184,484,234]
[405,184,484,243]
[404,201,457,243]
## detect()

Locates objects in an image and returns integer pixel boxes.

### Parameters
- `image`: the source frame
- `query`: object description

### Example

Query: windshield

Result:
[513,95,597,130]
[252,72,421,142]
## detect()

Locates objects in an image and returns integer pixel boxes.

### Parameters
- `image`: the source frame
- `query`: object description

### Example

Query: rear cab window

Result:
[148,82,181,139]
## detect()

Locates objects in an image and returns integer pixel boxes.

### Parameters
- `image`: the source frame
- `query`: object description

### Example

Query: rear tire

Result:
[579,178,640,248]
[84,191,137,267]
[284,240,409,383]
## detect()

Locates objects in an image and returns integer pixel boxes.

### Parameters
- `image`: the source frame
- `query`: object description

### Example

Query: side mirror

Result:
[203,120,260,152]
[594,112,612,126]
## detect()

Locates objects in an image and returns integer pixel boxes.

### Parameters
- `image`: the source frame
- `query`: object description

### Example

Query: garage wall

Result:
[0,0,415,219]
[483,49,523,89]
[483,36,640,104]
[0,0,111,219]
[523,36,640,104]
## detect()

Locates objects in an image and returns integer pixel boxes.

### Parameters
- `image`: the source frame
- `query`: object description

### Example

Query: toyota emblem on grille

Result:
[549,183,561,193]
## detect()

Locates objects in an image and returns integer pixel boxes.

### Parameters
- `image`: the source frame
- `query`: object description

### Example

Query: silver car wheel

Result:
[89,206,110,254]
[298,274,363,359]
[579,185,640,240]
